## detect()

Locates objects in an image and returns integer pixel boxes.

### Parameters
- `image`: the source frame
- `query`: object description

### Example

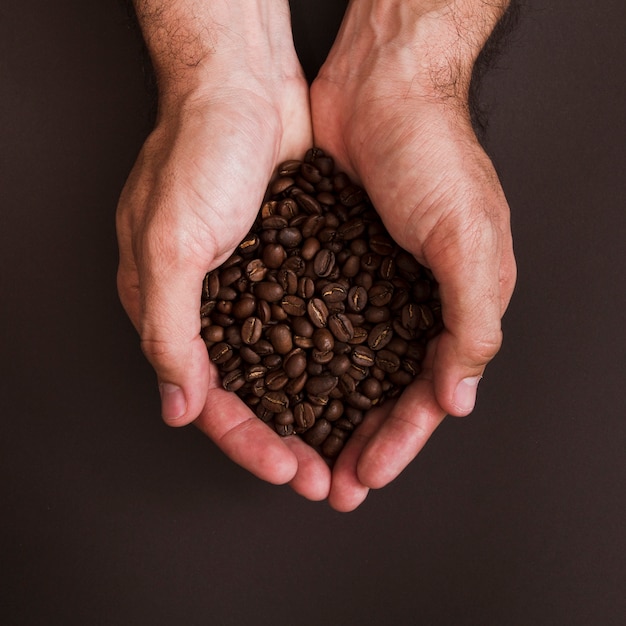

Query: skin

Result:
[117,0,517,512]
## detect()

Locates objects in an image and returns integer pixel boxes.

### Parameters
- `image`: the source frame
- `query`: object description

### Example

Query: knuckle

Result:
[463,330,503,365]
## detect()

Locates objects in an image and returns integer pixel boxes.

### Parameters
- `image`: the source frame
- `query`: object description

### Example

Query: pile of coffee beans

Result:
[200,148,442,459]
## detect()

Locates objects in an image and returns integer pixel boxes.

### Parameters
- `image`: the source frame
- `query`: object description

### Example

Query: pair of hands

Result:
[117,1,516,511]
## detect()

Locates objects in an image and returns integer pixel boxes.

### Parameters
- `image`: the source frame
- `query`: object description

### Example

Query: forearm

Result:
[325,0,510,103]
[132,0,297,102]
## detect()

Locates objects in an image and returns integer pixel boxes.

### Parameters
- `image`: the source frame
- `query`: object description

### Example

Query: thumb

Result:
[139,243,212,427]
[429,224,510,417]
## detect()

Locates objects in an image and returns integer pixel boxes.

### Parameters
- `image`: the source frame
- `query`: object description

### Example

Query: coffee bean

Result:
[281,295,306,316]
[303,418,332,446]
[265,369,289,391]
[241,317,263,345]
[284,348,307,378]
[232,296,257,320]
[306,375,339,398]
[254,281,284,303]
[262,243,287,269]
[294,402,316,429]
[375,349,401,373]
[278,160,302,176]
[351,345,375,367]
[307,298,329,328]
[369,282,394,307]
[209,342,233,364]
[313,249,336,277]
[222,369,246,392]
[245,259,267,283]
[368,323,394,351]
[313,328,335,352]
[328,313,354,342]
[268,324,293,355]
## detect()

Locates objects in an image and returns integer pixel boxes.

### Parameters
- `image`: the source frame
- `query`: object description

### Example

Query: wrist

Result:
[323,0,509,104]
[135,0,301,106]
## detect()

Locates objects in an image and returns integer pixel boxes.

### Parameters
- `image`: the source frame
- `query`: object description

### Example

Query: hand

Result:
[117,2,333,498]
[310,0,517,510]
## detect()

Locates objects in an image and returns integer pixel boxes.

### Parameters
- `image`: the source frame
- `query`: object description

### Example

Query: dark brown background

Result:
[2,1,625,624]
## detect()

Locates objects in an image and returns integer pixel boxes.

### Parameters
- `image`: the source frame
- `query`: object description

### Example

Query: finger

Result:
[356,372,447,490]
[428,216,509,417]
[194,387,298,485]
[283,436,332,502]
[327,409,389,512]
[137,222,213,426]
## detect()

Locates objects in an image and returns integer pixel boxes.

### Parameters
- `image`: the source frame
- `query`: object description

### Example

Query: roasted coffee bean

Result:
[322,431,346,458]
[275,423,294,437]
[279,197,299,219]
[306,375,339,396]
[277,227,303,248]
[369,282,394,307]
[375,349,401,373]
[240,345,262,364]
[347,326,369,345]
[222,355,242,373]
[307,298,329,328]
[339,185,365,207]
[313,328,335,352]
[285,371,308,395]
[368,323,394,351]
[262,243,287,269]
[325,399,344,422]
[277,269,298,294]
[261,391,290,413]
[246,259,267,283]
[232,296,257,320]
[265,369,289,391]
[209,342,233,364]
[313,249,336,277]
[278,160,302,176]
[211,312,235,328]
[345,407,364,426]
[203,272,220,299]
[346,392,372,411]
[263,353,283,370]
[294,402,316,429]
[301,237,321,261]
[347,286,368,312]
[295,193,322,215]
[275,409,295,425]
[219,265,242,287]
[328,313,354,342]
[351,346,376,367]
[271,176,295,195]
[245,365,267,381]
[254,281,284,303]
[278,296,303,318]
[361,377,383,401]
[328,354,352,376]
[268,324,293,355]
[241,316,263,345]
[303,418,332,446]
[222,369,246,392]
[300,162,322,184]
[284,348,307,378]
[338,218,366,240]
[202,325,224,343]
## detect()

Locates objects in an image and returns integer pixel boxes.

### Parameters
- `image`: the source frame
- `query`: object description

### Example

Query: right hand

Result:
[116,49,334,497]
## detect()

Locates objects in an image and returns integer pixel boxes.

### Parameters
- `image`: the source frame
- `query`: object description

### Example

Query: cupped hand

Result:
[310,16,517,511]
[117,63,335,498]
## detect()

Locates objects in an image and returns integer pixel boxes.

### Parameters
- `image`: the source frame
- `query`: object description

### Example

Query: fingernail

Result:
[159,382,186,421]
[453,376,482,414]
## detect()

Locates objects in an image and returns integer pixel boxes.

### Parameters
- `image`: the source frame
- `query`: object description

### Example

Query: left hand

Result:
[310,0,517,511]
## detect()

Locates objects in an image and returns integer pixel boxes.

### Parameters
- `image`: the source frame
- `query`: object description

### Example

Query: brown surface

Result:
[1,1,625,624]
